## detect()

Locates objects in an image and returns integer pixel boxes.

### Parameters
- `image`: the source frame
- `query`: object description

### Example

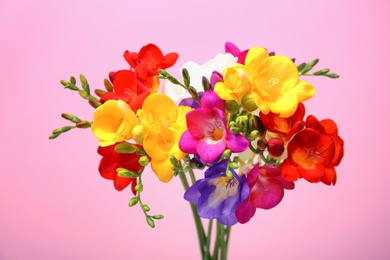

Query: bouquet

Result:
[50,42,344,259]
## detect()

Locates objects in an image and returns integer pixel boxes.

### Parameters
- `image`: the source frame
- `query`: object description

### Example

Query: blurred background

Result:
[1,0,389,259]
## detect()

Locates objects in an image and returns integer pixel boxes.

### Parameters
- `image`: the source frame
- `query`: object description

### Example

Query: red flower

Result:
[281,115,344,185]
[100,70,150,112]
[123,44,179,92]
[260,103,305,141]
[97,142,143,193]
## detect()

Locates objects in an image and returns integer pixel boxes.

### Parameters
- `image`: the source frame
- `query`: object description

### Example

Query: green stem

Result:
[205,220,214,260]
[187,166,197,185]
[178,170,206,258]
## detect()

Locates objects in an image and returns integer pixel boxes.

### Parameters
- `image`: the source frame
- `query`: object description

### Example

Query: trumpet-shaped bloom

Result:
[179,91,248,164]
[162,53,237,104]
[91,100,139,147]
[184,160,250,226]
[235,164,294,224]
[225,42,249,64]
[214,64,252,103]
[100,70,151,112]
[246,47,315,117]
[281,115,344,185]
[124,43,179,92]
[137,93,192,182]
[260,103,306,141]
[97,142,142,193]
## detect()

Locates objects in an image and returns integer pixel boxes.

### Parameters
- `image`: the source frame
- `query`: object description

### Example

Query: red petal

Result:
[280,160,300,182]
[113,174,132,191]
[321,167,337,186]
[299,164,326,183]
[160,52,179,69]
[129,89,150,112]
[123,50,138,68]
[112,70,137,96]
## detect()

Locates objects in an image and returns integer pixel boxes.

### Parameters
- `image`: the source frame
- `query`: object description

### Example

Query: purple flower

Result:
[184,160,250,226]
[179,91,249,164]
[235,164,295,224]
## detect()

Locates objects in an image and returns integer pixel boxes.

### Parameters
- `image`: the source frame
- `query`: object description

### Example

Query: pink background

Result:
[1,0,389,259]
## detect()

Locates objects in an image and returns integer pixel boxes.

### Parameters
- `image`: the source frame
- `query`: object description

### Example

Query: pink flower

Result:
[179,91,248,164]
[235,164,294,224]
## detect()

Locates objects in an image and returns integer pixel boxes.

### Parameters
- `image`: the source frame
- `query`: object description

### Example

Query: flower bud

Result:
[88,99,102,108]
[257,137,268,151]
[138,156,149,167]
[142,205,150,212]
[104,78,113,92]
[94,89,107,97]
[241,93,258,112]
[223,149,232,158]
[267,138,285,158]
[128,197,139,207]
[76,120,91,128]
[61,113,81,123]
[134,183,143,192]
[189,158,205,170]
[225,100,239,114]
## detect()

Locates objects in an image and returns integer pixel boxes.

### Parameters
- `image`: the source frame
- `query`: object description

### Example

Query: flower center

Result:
[212,128,224,141]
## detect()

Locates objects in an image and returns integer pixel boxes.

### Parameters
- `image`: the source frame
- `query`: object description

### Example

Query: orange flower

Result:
[281,115,344,185]
[123,44,179,92]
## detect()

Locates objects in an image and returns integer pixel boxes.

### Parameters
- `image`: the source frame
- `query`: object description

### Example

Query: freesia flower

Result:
[100,69,151,112]
[162,53,237,104]
[225,42,249,64]
[184,160,250,226]
[235,164,294,223]
[123,43,179,92]
[136,93,192,182]
[97,142,142,193]
[91,100,139,147]
[179,91,249,164]
[260,103,306,141]
[280,115,344,185]
[246,47,315,117]
[214,64,252,103]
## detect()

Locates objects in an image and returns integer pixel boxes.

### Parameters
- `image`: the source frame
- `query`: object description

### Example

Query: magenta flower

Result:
[184,160,250,226]
[225,42,249,64]
[179,91,249,164]
[235,164,295,224]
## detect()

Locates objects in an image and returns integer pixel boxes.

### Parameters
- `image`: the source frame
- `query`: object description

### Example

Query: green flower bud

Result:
[128,197,139,207]
[138,156,149,167]
[79,74,88,86]
[226,169,233,179]
[142,205,150,212]
[182,68,190,88]
[146,216,155,228]
[78,90,88,99]
[61,113,81,123]
[151,214,164,220]
[117,168,139,178]
[223,149,232,158]
[249,130,259,140]
[76,120,91,128]
[202,76,211,91]
[135,183,143,192]
[241,93,258,112]
[225,100,240,114]
[52,126,72,135]
[115,142,138,153]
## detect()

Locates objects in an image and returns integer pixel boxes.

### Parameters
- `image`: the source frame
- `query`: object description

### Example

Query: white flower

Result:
[161,53,237,104]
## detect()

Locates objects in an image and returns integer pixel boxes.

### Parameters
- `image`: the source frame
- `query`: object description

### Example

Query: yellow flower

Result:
[137,93,192,182]
[91,100,139,147]
[246,47,315,118]
[214,64,252,103]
